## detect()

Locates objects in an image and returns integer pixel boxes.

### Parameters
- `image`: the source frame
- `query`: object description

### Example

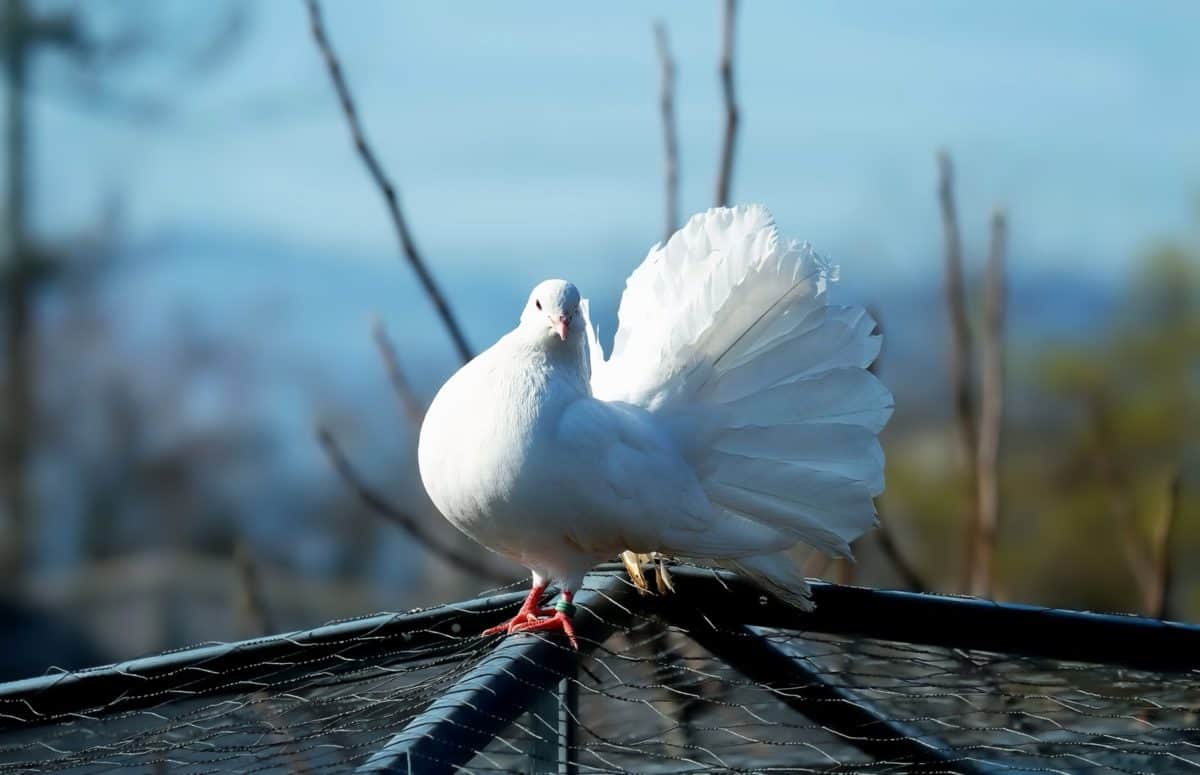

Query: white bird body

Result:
[419,205,893,630]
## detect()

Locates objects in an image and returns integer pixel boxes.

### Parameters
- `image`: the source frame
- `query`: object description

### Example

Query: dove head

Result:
[520,279,582,344]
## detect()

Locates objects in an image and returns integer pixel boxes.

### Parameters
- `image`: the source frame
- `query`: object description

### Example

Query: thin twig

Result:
[714,0,738,207]
[231,542,307,775]
[234,539,275,636]
[305,0,472,364]
[803,551,832,579]
[866,311,931,594]
[653,20,679,243]
[316,425,510,583]
[371,315,425,428]
[1087,395,1157,603]
[874,510,930,594]
[971,208,1006,597]
[1149,470,1181,620]
[937,150,981,594]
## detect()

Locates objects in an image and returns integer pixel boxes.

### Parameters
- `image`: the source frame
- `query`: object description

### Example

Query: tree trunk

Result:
[1,0,34,588]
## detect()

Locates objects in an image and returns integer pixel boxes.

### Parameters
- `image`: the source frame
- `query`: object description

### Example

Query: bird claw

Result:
[481,607,557,635]
[482,610,579,650]
[509,611,579,650]
[481,617,520,637]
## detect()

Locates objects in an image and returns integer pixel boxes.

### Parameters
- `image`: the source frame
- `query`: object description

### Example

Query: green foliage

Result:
[1046,243,1198,467]
[882,237,1199,618]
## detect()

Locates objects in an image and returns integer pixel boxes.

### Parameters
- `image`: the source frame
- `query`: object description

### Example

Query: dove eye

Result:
[535,299,542,311]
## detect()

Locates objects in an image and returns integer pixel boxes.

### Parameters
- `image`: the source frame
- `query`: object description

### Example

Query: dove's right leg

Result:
[482,570,581,650]
[506,590,578,650]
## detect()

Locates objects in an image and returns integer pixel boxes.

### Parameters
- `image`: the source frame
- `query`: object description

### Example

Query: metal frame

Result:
[356,579,628,774]
[648,564,1200,673]
[669,613,1002,774]
[1,566,1197,774]
[0,586,531,728]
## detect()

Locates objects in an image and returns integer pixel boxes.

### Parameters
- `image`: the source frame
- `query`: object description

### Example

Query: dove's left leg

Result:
[506,589,578,650]
[482,569,581,650]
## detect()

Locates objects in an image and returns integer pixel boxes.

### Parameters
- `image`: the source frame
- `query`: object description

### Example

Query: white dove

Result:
[418,205,893,648]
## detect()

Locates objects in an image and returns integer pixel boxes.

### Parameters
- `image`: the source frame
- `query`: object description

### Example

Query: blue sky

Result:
[31,1,1198,294]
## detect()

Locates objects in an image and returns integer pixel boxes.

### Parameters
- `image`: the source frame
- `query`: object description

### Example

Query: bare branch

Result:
[803,551,832,579]
[653,20,679,243]
[234,539,275,636]
[371,315,425,428]
[864,311,931,594]
[874,510,930,594]
[713,0,738,207]
[1149,470,1181,620]
[231,540,306,774]
[970,208,1006,597]
[315,425,510,583]
[304,0,473,364]
[937,151,981,593]
[1087,396,1157,601]
[51,4,249,126]
[2,0,36,586]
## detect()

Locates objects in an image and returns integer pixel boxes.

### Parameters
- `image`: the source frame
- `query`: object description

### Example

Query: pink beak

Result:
[552,315,570,341]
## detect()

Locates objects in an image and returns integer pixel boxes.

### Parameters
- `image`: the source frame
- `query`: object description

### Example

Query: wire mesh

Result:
[465,607,1200,774]
[0,570,1198,774]
[0,588,523,774]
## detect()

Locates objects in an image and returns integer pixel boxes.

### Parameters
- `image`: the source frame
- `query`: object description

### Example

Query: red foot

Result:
[482,584,579,650]
[509,611,579,651]
[483,581,548,638]
[481,607,557,635]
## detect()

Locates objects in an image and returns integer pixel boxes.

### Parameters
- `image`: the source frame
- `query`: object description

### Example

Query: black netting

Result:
[1,571,1198,774]
[472,621,1200,773]
[0,588,522,773]
[0,636,493,773]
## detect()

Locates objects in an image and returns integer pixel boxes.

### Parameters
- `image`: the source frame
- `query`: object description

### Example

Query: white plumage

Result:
[418,205,893,643]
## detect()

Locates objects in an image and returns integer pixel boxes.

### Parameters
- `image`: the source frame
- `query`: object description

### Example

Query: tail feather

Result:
[705,307,881,403]
[707,453,880,529]
[704,487,852,559]
[586,205,893,606]
[714,423,886,496]
[719,552,816,611]
[594,206,829,409]
[718,369,894,434]
[711,265,829,371]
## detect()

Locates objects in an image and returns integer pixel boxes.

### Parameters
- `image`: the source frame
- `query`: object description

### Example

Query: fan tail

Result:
[589,205,892,596]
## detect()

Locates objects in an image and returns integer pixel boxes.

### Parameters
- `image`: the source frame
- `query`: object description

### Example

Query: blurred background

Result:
[0,0,1196,681]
